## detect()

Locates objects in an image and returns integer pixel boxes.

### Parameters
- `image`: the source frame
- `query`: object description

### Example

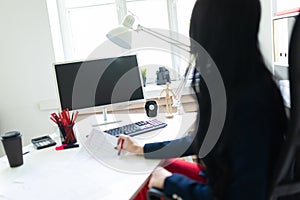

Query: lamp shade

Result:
[106,26,132,49]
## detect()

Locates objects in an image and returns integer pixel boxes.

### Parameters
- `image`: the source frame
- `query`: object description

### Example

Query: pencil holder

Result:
[59,124,77,144]
[51,109,79,145]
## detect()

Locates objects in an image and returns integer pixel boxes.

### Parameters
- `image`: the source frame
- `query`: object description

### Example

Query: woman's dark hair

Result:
[189,0,268,198]
[190,0,265,88]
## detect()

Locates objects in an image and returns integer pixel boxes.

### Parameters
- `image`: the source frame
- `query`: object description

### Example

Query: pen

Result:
[23,151,30,155]
[118,139,124,156]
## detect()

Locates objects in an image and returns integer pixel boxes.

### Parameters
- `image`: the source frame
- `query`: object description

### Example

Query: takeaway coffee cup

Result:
[1,131,23,167]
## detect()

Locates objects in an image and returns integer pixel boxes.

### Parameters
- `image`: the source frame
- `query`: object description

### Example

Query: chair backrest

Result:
[288,13,300,184]
[269,14,300,199]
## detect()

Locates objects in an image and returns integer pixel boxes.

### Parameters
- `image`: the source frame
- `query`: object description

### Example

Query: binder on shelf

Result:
[273,16,297,67]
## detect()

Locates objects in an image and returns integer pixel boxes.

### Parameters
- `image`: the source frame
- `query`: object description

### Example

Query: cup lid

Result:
[1,131,21,139]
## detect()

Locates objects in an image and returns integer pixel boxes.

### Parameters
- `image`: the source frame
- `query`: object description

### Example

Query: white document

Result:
[83,129,160,174]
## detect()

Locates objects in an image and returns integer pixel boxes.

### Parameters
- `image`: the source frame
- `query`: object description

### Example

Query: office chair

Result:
[269,14,300,200]
[147,187,173,200]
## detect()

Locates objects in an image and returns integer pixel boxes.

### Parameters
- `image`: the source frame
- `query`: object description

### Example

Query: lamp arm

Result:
[172,54,196,107]
[119,17,196,110]
[173,66,192,100]
[137,25,190,53]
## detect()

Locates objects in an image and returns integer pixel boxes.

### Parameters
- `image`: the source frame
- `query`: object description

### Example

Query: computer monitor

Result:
[54,55,145,114]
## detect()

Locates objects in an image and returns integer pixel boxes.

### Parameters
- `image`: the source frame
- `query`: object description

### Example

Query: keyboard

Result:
[104,119,167,137]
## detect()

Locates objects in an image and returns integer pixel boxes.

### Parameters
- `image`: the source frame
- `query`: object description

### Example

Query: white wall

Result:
[0,0,57,156]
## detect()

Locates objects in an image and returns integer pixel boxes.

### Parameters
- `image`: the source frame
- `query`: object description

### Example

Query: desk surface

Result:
[0,112,196,200]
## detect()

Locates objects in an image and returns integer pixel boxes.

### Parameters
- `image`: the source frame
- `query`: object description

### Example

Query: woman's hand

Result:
[117,134,143,154]
[148,167,172,189]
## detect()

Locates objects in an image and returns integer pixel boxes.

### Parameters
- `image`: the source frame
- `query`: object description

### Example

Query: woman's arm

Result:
[149,167,212,200]
[117,134,143,154]
[163,173,212,200]
[144,135,197,159]
[117,134,198,158]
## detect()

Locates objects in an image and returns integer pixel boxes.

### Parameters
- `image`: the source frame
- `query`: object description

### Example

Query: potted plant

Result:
[141,68,147,87]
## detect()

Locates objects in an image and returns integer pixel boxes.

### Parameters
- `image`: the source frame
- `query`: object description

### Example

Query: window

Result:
[66,4,119,58]
[47,0,196,78]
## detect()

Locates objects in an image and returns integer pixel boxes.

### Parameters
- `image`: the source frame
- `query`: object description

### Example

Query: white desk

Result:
[0,112,196,200]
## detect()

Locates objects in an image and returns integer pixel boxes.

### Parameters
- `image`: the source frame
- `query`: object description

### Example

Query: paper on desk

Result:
[83,129,160,174]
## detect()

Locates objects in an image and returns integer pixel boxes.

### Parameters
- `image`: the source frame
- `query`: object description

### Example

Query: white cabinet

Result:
[273,16,297,67]
[271,1,299,79]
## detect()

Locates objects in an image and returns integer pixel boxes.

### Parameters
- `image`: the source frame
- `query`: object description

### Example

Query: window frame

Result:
[48,0,195,76]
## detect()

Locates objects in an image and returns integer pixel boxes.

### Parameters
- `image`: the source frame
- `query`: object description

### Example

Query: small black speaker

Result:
[145,100,158,117]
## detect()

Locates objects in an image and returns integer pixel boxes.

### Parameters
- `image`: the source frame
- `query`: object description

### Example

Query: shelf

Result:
[274,7,300,19]
[274,62,289,68]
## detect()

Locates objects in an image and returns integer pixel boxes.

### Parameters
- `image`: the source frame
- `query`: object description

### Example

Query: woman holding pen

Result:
[117,0,287,199]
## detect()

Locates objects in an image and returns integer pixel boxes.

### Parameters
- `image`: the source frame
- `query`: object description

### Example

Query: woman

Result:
[118,0,287,199]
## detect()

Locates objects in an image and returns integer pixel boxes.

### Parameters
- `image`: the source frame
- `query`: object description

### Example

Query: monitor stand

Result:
[92,107,122,127]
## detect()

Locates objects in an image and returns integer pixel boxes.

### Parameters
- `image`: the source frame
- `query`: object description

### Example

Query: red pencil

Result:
[72,111,79,124]
[50,117,58,124]
[118,139,124,156]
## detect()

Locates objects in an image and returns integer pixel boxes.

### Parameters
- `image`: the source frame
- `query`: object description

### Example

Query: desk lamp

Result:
[106,14,195,114]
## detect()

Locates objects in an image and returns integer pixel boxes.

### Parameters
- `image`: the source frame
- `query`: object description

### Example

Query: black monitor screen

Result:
[54,55,144,110]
